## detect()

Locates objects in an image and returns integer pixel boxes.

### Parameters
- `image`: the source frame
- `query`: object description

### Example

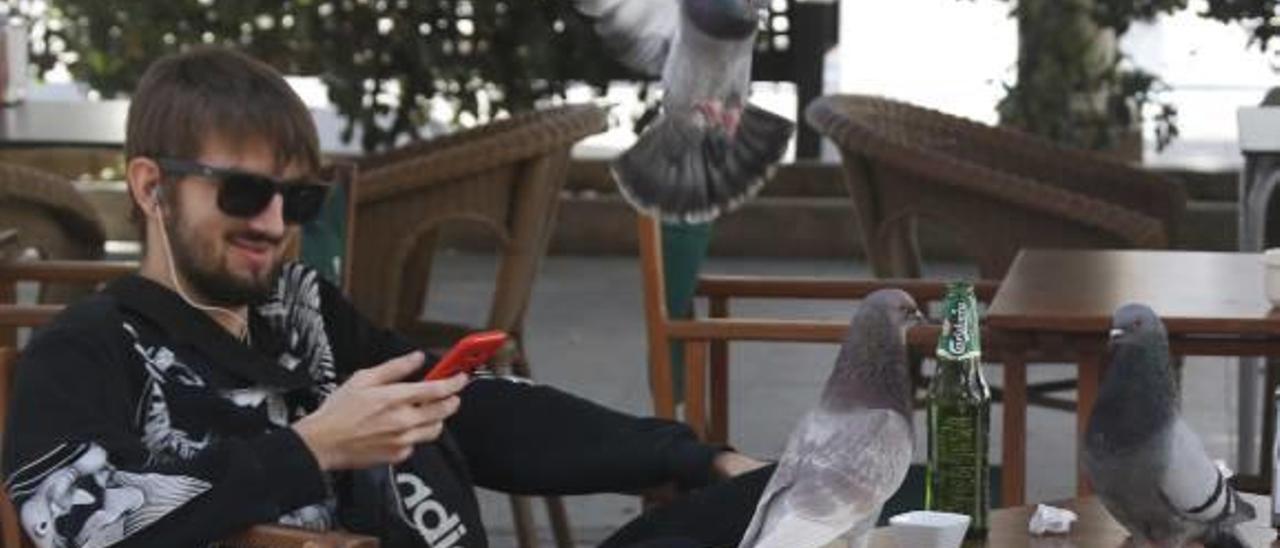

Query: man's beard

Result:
[163,201,282,307]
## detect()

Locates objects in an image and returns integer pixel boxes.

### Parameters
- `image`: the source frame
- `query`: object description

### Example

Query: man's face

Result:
[159,138,305,306]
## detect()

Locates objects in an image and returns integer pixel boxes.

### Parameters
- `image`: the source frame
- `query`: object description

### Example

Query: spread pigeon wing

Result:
[574,0,679,76]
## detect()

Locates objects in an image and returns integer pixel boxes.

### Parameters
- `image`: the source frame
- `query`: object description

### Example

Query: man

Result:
[3,47,771,547]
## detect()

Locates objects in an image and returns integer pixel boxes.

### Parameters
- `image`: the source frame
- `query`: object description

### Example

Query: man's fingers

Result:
[372,373,468,405]
[418,373,469,401]
[416,395,461,423]
[364,394,460,437]
[349,351,425,387]
[394,422,446,448]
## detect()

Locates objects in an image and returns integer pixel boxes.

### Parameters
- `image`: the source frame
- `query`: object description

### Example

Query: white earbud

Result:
[151,185,164,217]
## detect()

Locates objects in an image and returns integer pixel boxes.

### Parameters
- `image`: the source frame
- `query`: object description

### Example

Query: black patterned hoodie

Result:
[2,263,721,547]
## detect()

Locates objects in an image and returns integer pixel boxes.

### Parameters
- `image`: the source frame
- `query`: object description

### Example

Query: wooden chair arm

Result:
[0,260,136,284]
[695,275,1000,303]
[665,318,946,344]
[214,524,380,548]
[666,320,1005,357]
[0,305,61,328]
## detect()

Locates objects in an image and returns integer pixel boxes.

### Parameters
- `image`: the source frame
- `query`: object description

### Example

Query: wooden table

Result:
[987,249,1280,506]
[869,494,1278,547]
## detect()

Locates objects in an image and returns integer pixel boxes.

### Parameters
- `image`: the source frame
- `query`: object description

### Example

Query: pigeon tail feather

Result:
[612,104,794,223]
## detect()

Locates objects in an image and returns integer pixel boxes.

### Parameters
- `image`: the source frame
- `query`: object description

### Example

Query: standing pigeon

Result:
[738,289,921,548]
[1084,303,1255,548]
[573,0,796,223]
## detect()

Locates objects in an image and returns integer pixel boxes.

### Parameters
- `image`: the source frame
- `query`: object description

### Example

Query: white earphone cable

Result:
[154,188,251,343]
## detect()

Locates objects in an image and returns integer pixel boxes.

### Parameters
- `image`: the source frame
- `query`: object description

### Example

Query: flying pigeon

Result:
[738,289,921,548]
[574,0,796,223]
[1083,303,1255,548]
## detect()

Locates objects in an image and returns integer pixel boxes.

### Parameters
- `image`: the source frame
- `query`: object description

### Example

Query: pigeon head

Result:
[683,0,760,40]
[1109,303,1167,346]
[842,289,923,367]
[1104,302,1176,400]
[1090,303,1178,454]
[823,289,921,415]
[863,288,924,335]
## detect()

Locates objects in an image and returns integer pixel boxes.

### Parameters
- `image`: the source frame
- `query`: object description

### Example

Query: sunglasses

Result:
[155,158,331,224]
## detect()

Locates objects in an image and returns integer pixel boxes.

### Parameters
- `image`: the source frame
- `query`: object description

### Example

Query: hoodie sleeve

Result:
[2,323,328,547]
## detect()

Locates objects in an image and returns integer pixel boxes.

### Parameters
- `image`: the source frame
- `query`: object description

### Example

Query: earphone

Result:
[150,178,251,342]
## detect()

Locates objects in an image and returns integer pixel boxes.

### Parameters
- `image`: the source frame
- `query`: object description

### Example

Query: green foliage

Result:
[1201,0,1280,51]
[976,0,1280,152]
[1088,0,1187,33]
[987,0,1185,152]
[14,0,616,152]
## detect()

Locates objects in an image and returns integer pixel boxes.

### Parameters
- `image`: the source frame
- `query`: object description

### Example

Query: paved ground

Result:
[420,253,1246,547]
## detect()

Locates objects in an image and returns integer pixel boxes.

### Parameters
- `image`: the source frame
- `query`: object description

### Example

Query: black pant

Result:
[600,465,776,548]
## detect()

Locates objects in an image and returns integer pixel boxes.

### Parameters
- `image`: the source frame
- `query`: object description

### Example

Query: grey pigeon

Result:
[1084,303,1255,548]
[738,289,921,548]
[574,0,795,223]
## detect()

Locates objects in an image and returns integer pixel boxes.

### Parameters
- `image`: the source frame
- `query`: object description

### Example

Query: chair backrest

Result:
[806,94,1188,278]
[348,105,608,344]
[0,161,107,305]
[296,162,359,292]
[806,94,1187,232]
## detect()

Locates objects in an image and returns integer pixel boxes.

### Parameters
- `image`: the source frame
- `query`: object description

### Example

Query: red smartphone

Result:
[424,330,509,381]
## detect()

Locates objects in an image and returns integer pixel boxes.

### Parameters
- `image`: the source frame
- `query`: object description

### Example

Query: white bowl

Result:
[1265,249,1280,306]
[887,511,971,548]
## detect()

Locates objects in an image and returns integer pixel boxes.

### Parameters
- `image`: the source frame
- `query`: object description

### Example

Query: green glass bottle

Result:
[926,282,991,536]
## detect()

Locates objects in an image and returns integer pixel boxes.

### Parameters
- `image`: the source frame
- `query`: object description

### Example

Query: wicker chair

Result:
[0,162,105,317]
[805,94,1186,279]
[350,104,608,548]
[805,95,1188,412]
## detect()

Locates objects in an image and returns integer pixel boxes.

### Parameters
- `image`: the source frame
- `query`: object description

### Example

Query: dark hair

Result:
[126,46,319,169]
[126,46,320,234]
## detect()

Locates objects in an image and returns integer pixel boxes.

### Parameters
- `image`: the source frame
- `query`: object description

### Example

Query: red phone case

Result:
[424,331,509,381]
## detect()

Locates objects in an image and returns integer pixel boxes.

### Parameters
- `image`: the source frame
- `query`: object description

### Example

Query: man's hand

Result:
[712,451,768,480]
[292,351,468,471]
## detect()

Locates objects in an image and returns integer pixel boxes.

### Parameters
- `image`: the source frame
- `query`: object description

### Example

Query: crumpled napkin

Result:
[1028,503,1078,535]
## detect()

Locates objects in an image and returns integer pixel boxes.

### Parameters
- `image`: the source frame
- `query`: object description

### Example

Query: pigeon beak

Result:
[1108,328,1124,340]
[909,309,926,325]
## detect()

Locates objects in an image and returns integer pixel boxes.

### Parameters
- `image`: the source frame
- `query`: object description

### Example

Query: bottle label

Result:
[937,282,981,361]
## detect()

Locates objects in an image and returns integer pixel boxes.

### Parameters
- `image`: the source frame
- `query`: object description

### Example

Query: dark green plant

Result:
[977,0,1280,153]
[1200,0,1280,51]
[12,0,617,152]
[981,0,1186,152]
